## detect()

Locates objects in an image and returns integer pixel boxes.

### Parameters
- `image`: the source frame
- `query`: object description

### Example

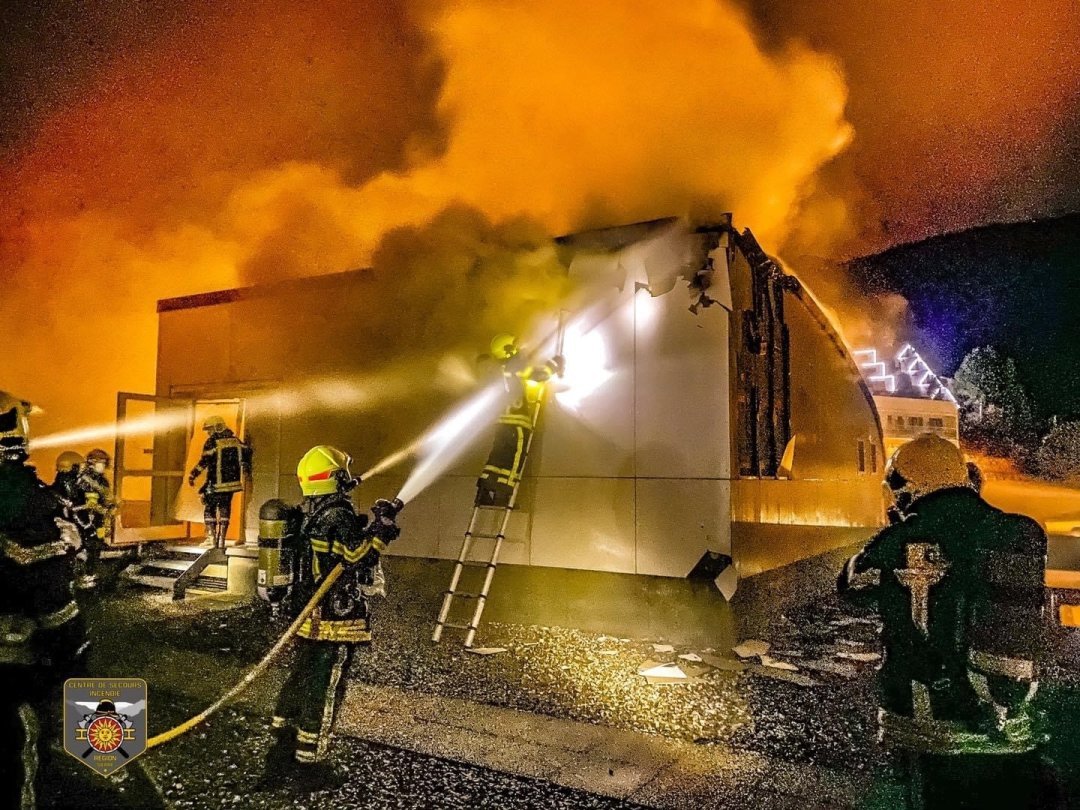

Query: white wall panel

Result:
[634,291,730,479]
[530,477,636,573]
[635,478,731,576]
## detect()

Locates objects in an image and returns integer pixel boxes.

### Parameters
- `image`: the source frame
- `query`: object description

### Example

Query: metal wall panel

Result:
[529,477,636,573]
[634,290,730,479]
[635,478,731,576]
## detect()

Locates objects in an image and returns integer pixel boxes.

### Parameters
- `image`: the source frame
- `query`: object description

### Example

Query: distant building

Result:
[853,344,959,459]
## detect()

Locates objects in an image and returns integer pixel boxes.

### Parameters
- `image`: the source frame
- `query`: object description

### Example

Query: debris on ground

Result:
[698,653,748,672]
[636,659,711,684]
[835,651,881,663]
[759,655,799,672]
[745,664,819,688]
[732,639,770,659]
[651,643,675,653]
[466,647,509,655]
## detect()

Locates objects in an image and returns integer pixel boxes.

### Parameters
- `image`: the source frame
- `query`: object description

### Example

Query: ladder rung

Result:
[460,560,495,569]
[440,622,474,630]
[450,592,484,600]
[476,505,511,511]
[468,532,503,540]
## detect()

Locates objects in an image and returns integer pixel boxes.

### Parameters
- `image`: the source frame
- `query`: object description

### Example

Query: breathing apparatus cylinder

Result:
[257,499,301,613]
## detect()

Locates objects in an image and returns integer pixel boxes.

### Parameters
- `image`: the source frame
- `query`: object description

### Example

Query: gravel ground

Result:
[63,575,1080,808]
[43,702,649,810]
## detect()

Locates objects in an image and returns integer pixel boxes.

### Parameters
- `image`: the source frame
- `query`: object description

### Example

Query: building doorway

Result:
[112,392,247,546]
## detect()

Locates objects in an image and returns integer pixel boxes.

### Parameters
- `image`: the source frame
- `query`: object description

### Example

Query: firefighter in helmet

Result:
[73,448,117,590]
[839,435,1053,808]
[187,415,252,548]
[51,451,85,522]
[0,392,86,808]
[266,445,401,789]
[476,334,563,507]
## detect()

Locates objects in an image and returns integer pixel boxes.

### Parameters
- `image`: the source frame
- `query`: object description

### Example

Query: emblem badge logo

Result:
[63,678,148,775]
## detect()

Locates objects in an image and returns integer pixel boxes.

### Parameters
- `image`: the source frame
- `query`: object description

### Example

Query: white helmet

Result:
[884,434,971,516]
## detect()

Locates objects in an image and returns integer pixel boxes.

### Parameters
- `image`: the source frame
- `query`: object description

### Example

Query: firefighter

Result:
[0,392,86,809]
[187,416,252,548]
[838,435,1054,809]
[265,445,401,790]
[73,448,116,590]
[476,334,563,507]
[51,451,84,505]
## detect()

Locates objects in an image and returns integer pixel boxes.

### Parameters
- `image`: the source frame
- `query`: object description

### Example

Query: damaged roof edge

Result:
[157,268,373,313]
[160,215,738,314]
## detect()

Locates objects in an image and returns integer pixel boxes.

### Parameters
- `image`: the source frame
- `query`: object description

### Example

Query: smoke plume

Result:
[3,0,856,466]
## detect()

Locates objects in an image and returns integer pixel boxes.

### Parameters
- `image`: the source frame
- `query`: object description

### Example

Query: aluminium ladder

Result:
[431,396,543,648]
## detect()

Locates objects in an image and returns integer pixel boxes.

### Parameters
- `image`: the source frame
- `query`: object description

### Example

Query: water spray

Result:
[396,383,504,504]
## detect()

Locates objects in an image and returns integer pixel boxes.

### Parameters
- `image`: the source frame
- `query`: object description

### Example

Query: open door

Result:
[114,394,249,546]
[113,393,195,545]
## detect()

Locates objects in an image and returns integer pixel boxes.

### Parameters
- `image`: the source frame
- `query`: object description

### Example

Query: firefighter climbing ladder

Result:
[433,319,565,648]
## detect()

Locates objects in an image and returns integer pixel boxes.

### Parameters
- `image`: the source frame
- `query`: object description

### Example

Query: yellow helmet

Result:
[203,415,227,433]
[56,451,84,472]
[0,390,36,462]
[884,434,970,515]
[297,445,356,497]
[490,333,519,362]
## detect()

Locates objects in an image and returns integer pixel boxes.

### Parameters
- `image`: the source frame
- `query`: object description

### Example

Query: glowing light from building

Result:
[554,323,614,412]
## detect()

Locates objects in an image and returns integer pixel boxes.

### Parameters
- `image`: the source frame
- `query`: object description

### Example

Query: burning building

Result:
[117,217,886,637]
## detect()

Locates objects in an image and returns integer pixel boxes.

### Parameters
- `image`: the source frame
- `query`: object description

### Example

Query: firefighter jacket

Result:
[501,354,558,409]
[839,486,1047,755]
[0,461,84,667]
[189,428,251,495]
[52,467,88,528]
[74,466,116,540]
[293,493,388,643]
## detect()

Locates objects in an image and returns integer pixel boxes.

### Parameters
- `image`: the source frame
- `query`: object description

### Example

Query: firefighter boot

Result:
[215,519,229,549]
[201,519,217,548]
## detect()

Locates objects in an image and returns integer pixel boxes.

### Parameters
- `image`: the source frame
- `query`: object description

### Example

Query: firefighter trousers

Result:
[476,422,530,507]
[272,639,357,765]
[201,492,234,545]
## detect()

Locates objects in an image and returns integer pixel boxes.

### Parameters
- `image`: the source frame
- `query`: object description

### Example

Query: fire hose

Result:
[145,563,345,750]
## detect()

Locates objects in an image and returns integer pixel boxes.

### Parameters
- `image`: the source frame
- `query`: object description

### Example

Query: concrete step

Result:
[193,576,227,592]
[139,559,188,575]
[166,544,213,558]
[125,569,227,595]
[126,573,180,591]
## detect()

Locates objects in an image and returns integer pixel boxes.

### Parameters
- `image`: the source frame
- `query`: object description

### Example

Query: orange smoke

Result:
[752,0,1080,256]
[2,0,853,466]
